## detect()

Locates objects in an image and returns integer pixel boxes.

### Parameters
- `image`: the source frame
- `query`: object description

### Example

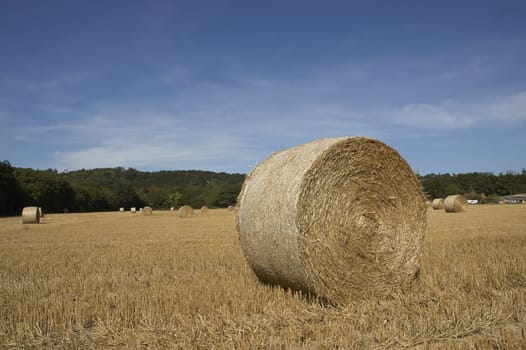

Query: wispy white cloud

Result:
[393,90,526,130]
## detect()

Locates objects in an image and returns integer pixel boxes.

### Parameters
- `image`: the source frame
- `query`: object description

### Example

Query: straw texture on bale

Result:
[143,206,153,215]
[131,207,136,213]
[236,137,426,304]
[431,198,445,210]
[22,206,40,224]
[200,206,209,214]
[178,205,193,218]
[444,195,468,213]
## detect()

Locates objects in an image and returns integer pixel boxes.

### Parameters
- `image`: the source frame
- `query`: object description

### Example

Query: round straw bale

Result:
[143,206,153,215]
[178,205,193,218]
[444,195,467,213]
[131,207,136,213]
[22,206,40,224]
[170,207,174,211]
[431,198,445,210]
[227,205,235,211]
[38,207,44,218]
[236,137,426,304]
[119,207,124,212]
[200,205,209,214]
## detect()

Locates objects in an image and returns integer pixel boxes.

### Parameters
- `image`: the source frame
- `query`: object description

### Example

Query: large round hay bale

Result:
[22,206,40,224]
[431,198,445,210]
[178,205,193,218]
[236,137,426,304]
[444,195,467,213]
[200,205,209,214]
[143,206,153,215]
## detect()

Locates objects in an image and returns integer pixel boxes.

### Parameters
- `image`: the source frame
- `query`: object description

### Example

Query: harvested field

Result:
[0,205,525,349]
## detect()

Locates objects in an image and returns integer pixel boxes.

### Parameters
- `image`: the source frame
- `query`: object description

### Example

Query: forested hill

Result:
[0,161,245,214]
[1,159,526,215]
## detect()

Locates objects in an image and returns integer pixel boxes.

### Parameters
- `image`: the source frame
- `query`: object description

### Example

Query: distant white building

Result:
[500,194,526,204]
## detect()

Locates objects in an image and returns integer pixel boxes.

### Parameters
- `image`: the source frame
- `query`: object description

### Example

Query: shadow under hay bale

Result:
[178,205,193,218]
[444,195,468,213]
[236,137,426,304]
[431,198,445,210]
[22,206,40,224]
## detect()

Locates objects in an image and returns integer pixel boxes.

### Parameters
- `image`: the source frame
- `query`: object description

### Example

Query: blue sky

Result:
[1,1,525,175]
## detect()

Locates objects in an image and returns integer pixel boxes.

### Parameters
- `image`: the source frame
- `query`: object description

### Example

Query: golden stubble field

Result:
[0,205,525,349]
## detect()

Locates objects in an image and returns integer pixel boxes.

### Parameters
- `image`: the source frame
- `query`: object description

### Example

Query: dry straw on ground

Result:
[236,137,426,304]
[444,194,468,213]
[143,206,153,215]
[22,206,40,224]
[200,206,209,214]
[178,205,193,218]
[431,198,445,210]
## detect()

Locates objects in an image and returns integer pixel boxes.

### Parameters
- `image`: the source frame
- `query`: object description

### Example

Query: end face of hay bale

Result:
[444,195,468,213]
[178,205,193,218]
[431,198,445,210]
[236,137,426,304]
[143,206,153,215]
[22,206,40,224]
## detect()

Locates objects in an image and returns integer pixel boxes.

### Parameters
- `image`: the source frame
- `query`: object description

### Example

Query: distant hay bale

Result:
[119,207,124,212]
[22,206,40,224]
[139,208,143,212]
[444,195,468,213]
[143,206,153,215]
[200,205,209,214]
[170,207,174,211]
[236,137,426,304]
[131,207,136,213]
[227,205,235,211]
[431,198,445,210]
[178,205,193,218]
[38,207,44,218]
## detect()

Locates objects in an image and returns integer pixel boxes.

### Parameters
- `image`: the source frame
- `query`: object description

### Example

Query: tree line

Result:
[0,160,244,215]
[419,170,526,202]
[2,160,525,215]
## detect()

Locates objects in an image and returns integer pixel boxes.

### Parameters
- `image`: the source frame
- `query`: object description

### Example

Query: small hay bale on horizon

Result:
[236,136,426,304]
[38,207,44,218]
[143,206,153,215]
[227,205,235,211]
[200,205,209,214]
[432,198,445,210]
[22,206,40,224]
[131,207,136,213]
[444,195,468,213]
[178,205,193,218]
[119,207,124,212]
